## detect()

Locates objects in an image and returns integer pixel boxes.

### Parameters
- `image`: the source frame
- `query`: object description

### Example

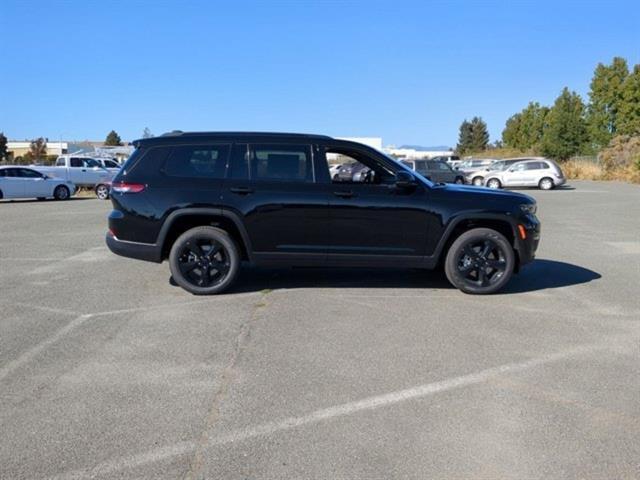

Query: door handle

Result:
[333,190,355,198]
[230,187,254,195]
[81,169,87,172]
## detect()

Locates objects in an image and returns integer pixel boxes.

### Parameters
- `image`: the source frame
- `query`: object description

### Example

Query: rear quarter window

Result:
[162,144,230,178]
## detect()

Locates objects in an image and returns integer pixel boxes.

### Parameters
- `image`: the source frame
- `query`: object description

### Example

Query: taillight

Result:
[111,182,145,193]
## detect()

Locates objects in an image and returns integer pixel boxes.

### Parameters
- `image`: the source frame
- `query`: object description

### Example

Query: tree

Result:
[105,130,122,146]
[469,116,490,152]
[502,102,549,151]
[617,64,640,136]
[456,119,473,155]
[586,57,629,148]
[0,132,7,160]
[29,137,47,160]
[142,127,153,139]
[540,88,588,160]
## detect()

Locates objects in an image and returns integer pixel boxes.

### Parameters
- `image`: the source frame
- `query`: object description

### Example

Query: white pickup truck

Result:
[33,156,116,199]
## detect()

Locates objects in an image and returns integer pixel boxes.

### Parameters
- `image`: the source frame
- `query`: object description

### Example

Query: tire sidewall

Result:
[169,226,240,295]
[54,185,70,200]
[444,228,515,294]
[539,177,553,190]
[487,178,501,189]
[96,184,110,200]
[472,176,483,186]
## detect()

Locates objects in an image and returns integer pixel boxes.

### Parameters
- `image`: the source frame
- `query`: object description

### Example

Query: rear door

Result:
[221,142,329,263]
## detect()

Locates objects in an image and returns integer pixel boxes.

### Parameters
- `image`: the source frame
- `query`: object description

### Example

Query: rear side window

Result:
[163,144,230,178]
[249,144,312,183]
[70,158,83,167]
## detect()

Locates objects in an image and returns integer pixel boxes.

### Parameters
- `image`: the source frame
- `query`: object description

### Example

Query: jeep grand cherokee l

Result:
[106,132,540,295]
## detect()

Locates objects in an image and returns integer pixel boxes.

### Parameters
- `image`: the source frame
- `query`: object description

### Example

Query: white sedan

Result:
[0,166,76,200]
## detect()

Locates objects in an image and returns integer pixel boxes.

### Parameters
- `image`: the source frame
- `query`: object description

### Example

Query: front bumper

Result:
[516,215,541,266]
[106,231,162,263]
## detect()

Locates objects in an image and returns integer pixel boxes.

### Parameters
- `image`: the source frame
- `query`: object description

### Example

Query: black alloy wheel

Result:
[169,226,239,295]
[445,228,515,294]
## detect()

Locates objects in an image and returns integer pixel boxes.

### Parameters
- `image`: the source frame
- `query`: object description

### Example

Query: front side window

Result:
[56,158,65,167]
[163,144,230,178]
[250,144,312,183]
[325,147,395,185]
[512,163,527,172]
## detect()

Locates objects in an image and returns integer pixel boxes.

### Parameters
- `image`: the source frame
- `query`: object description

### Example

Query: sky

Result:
[1,0,639,147]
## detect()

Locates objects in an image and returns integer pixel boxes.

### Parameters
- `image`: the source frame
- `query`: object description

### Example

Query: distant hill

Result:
[399,145,452,151]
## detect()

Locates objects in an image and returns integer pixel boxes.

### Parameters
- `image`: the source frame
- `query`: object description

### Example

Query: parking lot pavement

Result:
[0,181,639,479]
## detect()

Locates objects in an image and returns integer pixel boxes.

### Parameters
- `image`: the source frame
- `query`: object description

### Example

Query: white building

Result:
[7,141,68,158]
[383,146,454,160]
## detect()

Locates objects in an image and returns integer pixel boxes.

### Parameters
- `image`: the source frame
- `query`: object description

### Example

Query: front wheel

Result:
[444,228,515,294]
[169,226,240,295]
[454,176,464,184]
[53,185,70,201]
[472,176,484,186]
[486,178,501,189]
[95,184,110,200]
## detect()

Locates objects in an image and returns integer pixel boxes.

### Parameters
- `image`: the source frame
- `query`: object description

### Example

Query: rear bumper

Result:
[106,231,162,263]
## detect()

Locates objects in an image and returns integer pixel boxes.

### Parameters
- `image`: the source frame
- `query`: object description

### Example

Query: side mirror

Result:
[42,174,49,180]
[395,171,416,188]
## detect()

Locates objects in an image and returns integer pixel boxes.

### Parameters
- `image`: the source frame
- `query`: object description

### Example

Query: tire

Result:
[95,184,110,200]
[454,176,464,184]
[169,226,240,295]
[0,189,3,200]
[486,178,501,189]
[472,176,484,186]
[539,177,554,190]
[53,185,70,200]
[37,197,46,201]
[444,228,515,294]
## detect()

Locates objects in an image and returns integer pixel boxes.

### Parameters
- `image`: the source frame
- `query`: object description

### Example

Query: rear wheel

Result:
[445,228,515,294]
[539,177,554,190]
[53,185,70,200]
[472,176,484,186]
[169,226,240,295]
[486,178,501,189]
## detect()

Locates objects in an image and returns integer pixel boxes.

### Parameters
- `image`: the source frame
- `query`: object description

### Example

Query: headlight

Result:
[520,203,537,215]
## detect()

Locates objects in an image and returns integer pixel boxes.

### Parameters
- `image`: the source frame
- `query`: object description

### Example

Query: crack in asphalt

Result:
[183,289,271,480]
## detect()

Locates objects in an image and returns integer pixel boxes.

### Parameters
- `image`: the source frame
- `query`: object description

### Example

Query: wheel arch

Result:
[157,208,252,262]
[434,214,521,271]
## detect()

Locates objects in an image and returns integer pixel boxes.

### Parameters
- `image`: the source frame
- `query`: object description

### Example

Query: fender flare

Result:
[431,213,521,261]
[156,207,253,261]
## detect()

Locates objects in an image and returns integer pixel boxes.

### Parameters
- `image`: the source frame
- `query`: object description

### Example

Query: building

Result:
[383,146,454,160]
[7,141,68,158]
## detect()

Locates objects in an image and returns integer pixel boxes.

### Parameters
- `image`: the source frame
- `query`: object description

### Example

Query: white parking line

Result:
[48,343,602,480]
[0,314,91,383]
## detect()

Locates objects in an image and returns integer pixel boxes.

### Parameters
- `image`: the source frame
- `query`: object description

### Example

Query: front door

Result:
[319,145,430,264]
[221,143,329,263]
[19,168,51,197]
[0,168,25,198]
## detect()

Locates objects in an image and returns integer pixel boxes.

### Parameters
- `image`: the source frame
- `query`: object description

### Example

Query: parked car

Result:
[328,164,342,180]
[459,159,497,185]
[401,159,464,184]
[0,166,75,200]
[431,155,461,168]
[106,131,540,295]
[464,159,522,186]
[95,158,122,170]
[95,182,111,200]
[34,156,116,199]
[484,159,566,190]
[336,162,370,182]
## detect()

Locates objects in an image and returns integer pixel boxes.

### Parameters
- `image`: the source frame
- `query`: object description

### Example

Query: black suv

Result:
[106,132,540,295]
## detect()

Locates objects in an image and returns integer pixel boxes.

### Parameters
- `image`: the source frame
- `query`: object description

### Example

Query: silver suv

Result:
[484,159,565,190]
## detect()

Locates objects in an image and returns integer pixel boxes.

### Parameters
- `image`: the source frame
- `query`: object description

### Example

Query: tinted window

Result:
[104,160,119,168]
[250,144,312,182]
[19,168,42,178]
[435,161,450,170]
[414,160,428,170]
[163,144,229,178]
[0,169,6,177]
[525,162,542,170]
[70,158,84,167]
